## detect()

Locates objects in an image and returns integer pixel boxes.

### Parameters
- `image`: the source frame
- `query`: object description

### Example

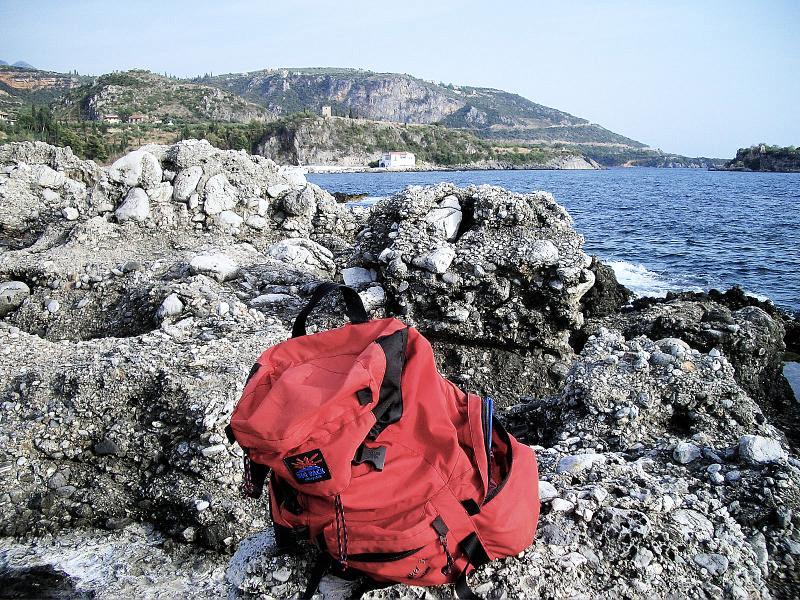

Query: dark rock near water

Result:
[581,256,632,319]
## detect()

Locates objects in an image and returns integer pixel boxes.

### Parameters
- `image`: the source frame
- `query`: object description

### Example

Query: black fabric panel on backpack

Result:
[271,474,304,515]
[369,327,408,440]
[292,282,369,338]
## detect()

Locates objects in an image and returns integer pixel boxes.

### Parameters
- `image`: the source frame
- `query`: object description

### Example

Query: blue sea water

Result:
[308,168,800,314]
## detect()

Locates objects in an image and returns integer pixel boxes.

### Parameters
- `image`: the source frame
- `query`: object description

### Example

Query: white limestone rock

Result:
[172,166,203,202]
[156,293,184,319]
[267,184,291,199]
[556,453,607,474]
[203,174,237,215]
[189,254,239,282]
[738,435,787,464]
[215,210,243,230]
[32,164,66,189]
[267,239,335,276]
[538,480,558,503]
[673,442,701,464]
[342,267,375,288]
[245,215,267,230]
[0,281,30,317]
[62,206,79,221]
[115,188,150,222]
[424,195,462,241]
[359,286,386,311]
[413,247,456,274]
[108,150,162,190]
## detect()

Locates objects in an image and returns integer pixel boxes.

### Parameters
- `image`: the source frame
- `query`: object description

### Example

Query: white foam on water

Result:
[606,260,679,299]
[354,195,385,206]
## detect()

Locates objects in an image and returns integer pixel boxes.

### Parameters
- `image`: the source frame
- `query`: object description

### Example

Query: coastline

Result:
[303,163,602,174]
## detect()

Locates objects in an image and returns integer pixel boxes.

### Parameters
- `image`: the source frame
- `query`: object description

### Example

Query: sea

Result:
[308,168,800,314]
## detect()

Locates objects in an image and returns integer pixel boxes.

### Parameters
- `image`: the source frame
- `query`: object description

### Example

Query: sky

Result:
[1,0,798,158]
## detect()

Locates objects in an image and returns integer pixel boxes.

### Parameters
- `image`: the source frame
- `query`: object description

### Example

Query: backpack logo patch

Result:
[284,449,331,484]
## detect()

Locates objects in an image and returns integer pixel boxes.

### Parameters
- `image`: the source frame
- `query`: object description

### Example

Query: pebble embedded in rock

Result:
[538,480,558,503]
[0,281,31,316]
[201,444,226,457]
[156,293,184,319]
[342,267,374,288]
[94,438,119,456]
[738,435,787,464]
[693,553,729,576]
[556,453,607,474]
[62,206,79,220]
[673,441,701,464]
[550,498,574,512]
[413,246,455,274]
[189,254,239,282]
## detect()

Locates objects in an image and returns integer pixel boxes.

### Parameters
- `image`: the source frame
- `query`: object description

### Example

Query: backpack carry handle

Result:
[292,282,370,338]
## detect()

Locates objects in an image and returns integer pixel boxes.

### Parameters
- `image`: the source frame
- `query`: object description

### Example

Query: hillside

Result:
[0,66,723,167]
[60,70,271,123]
[254,114,598,169]
[718,144,800,172]
[0,65,88,108]
[202,68,640,146]
[202,68,721,166]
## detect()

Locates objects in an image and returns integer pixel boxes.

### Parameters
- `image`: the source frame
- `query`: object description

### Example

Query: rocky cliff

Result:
[720,144,800,173]
[255,115,599,169]
[204,68,646,148]
[0,141,797,599]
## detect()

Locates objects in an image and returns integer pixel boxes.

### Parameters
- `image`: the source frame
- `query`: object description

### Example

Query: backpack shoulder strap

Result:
[292,282,369,338]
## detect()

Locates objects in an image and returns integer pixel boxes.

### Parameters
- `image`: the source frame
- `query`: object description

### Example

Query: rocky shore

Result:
[717,145,800,173]
[0,141,797,599]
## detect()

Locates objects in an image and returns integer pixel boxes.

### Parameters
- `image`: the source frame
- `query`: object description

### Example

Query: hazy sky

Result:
[1,0,798,157]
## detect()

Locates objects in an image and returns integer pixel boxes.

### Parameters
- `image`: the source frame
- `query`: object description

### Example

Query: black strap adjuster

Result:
[352,445,387,471]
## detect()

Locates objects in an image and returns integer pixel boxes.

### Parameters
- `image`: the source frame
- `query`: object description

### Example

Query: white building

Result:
[379,151,416,168]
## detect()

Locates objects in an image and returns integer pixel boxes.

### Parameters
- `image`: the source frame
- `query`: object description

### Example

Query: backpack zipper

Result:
[431,516,455,575]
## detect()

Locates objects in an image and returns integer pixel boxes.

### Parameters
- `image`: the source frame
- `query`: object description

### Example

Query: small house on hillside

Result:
[0,111,9,122]
[321,105,332,118]
[128,114,148,123]
[102,113,121,124]
[379,151,416,168]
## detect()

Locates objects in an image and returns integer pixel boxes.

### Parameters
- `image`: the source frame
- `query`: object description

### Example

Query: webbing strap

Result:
[368,327,408,439]
[455,532,491,600]
[292,282,369,338]
[301,553,332,600]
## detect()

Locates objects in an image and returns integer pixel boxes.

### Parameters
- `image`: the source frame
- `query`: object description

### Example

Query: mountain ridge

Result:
[0,65,723,167]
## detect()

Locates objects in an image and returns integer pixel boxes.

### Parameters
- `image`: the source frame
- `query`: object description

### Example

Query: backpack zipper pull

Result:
[432,516,455,575]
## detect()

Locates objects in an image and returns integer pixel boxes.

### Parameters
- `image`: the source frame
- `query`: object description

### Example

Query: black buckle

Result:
[352,445,387,471]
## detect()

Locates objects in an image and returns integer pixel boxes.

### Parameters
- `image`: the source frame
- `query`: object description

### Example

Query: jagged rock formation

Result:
[0,141,797,599]
[351,183,595,402]
[584,288,800,452]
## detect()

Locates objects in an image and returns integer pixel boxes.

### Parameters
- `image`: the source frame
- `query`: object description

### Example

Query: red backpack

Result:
[227,283,540,598]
